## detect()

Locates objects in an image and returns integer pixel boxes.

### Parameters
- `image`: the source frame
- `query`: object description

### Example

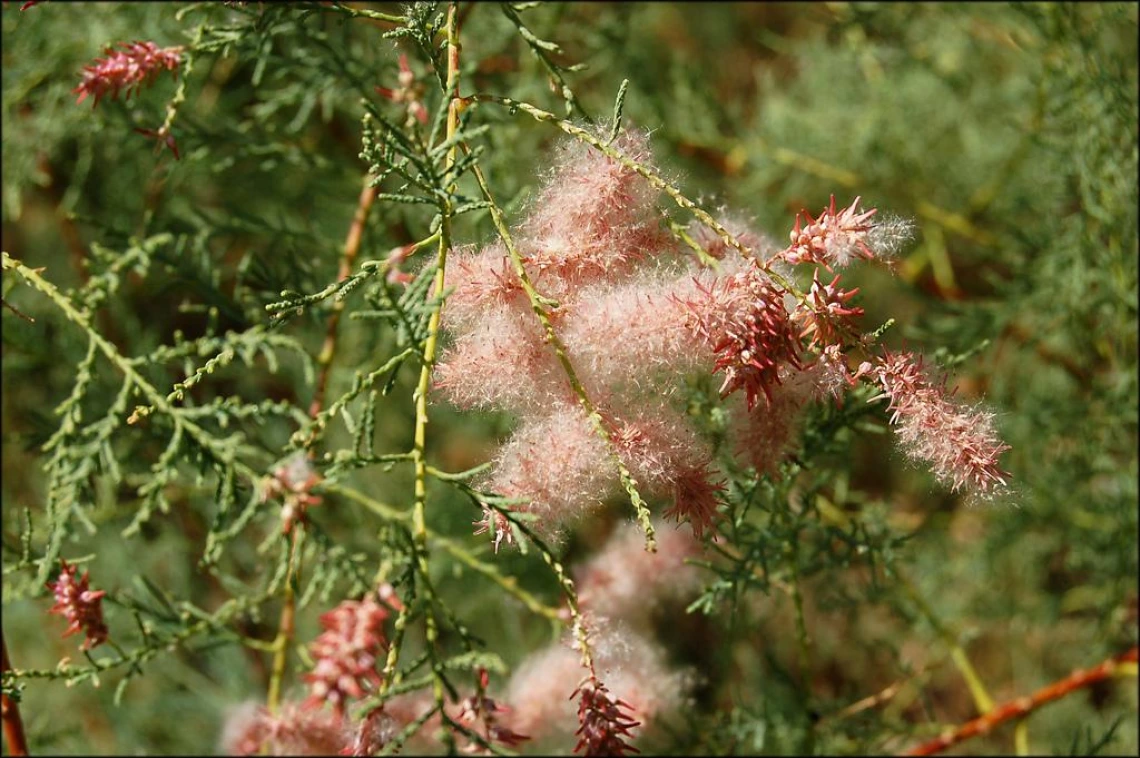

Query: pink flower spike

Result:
[46,559,109,651]
[868,349,1011,495]
[74,41,183,108]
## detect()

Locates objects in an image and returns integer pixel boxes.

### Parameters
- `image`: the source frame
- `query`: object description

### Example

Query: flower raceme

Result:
[436,129,1008,545]
[73,40,183,107]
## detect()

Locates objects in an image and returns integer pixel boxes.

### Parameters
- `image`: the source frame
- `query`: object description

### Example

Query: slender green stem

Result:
[266,526,304,713]
[406,5,462,749]
[324,483,563,622]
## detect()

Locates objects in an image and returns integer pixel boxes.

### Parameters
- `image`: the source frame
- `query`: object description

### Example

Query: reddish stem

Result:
[901,645,1139,756]
[1,631,30,756]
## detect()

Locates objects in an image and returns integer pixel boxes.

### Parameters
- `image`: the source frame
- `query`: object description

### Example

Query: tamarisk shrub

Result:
[12,4,1131,756]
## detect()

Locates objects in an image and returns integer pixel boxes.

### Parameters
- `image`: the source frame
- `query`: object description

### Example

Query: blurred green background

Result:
[2,2,1137,755]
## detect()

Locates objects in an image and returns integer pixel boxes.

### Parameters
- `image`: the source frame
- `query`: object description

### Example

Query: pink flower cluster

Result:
[438,129,1008,543]
[46,559,108,651]
[73,40,183,108]
[303,586,401,715]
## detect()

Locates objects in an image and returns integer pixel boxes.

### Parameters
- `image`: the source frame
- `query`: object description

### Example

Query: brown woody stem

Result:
[900,646,1139,756]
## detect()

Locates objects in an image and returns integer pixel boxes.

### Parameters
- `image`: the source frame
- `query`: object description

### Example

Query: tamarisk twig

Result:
[901,645,1138,756]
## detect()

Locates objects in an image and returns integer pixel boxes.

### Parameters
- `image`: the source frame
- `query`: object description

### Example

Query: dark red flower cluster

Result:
[73,40,183,107]
[685,262,803,410]
[571,675,641,756]
[46,559,108,651]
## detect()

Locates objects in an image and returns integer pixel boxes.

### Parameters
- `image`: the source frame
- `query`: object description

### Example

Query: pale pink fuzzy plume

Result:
[442,242,526,332]
[435,308,568,415]
[503,622,690,745]
[561,271,711,398]
[682,259,803,410]
[519,129,674,294]
[482,402,616,535]
[576,520,704,625]
[864,349,1010,495]
[219,700,346,756]
[782,195,915,270]
[604,404,723,538]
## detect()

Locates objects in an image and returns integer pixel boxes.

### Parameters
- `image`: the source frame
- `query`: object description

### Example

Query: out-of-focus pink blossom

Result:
[46,559,108,651]
[220,700,347,756]
[260,452,323,534]
[575,521,704,624]
[375,53,428,125]
[482,403,615,537]
[73,41,183,107]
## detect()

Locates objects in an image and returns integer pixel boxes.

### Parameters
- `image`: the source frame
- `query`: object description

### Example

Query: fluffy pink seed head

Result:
[442,242,526,331]
[606,403,711,492]
[561,271,712,398]
[869,350,1010,495]
[603,404,723,538]
[435,307,568,415]
[520,130,674,293]
[575,520,704,625]
[482,403,616,538]
[688,213,781,262]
